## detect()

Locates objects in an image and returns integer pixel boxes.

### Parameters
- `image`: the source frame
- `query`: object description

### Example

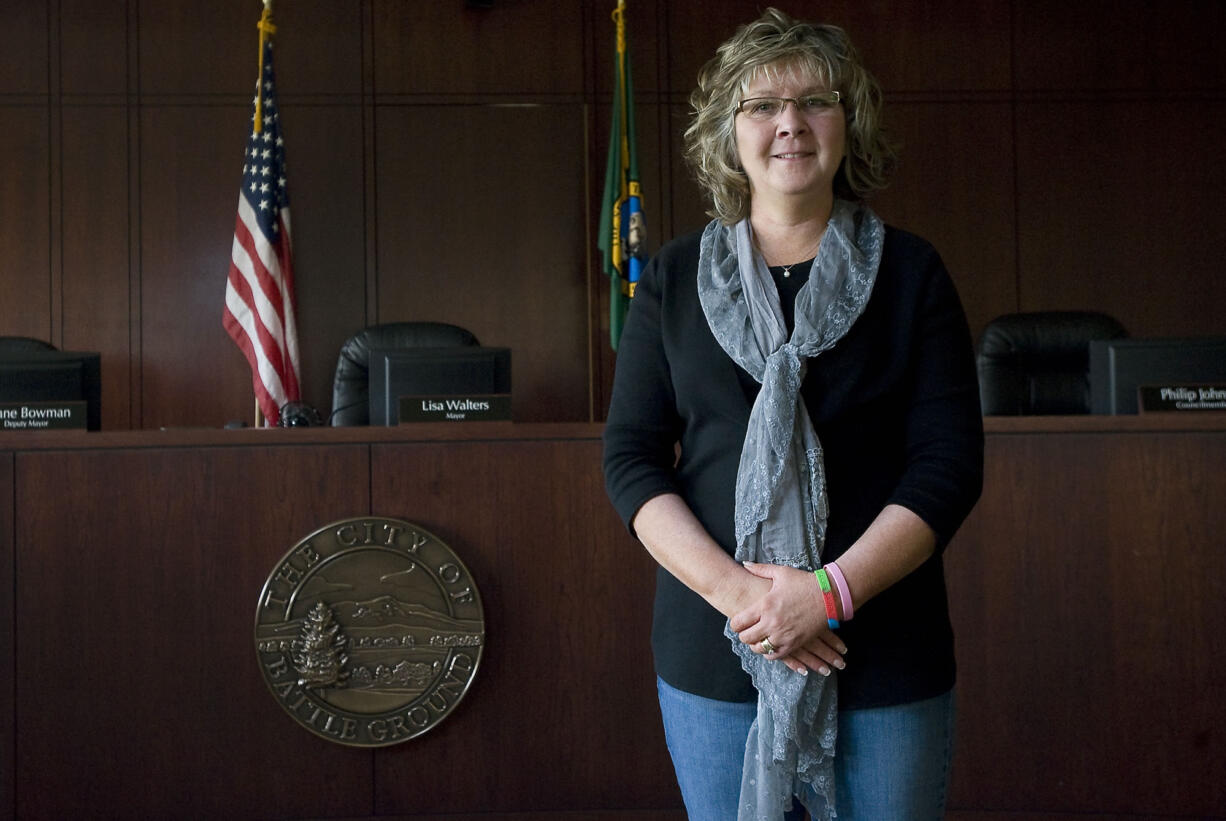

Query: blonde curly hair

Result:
[683,7,897,224]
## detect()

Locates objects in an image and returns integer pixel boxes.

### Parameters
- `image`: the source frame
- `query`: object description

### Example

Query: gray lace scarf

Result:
[697,199,883,821]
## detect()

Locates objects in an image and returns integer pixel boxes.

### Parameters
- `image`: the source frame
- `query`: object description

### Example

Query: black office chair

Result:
[976,311,1127,415]
[0,336,57,353]
[330,321,479,426]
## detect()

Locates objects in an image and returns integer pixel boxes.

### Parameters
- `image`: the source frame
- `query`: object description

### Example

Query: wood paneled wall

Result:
[2,1,1224,430]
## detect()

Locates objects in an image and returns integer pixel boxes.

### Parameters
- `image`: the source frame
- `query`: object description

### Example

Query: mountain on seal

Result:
[342,595,455,628]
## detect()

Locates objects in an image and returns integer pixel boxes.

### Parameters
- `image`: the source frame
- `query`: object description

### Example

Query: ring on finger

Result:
[760,637,776,655]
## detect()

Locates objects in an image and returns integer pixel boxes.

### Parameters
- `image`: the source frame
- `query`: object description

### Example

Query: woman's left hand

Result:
[730,562,847,676]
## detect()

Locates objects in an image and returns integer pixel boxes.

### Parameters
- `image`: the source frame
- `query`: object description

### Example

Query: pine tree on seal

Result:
[292,602,350,688]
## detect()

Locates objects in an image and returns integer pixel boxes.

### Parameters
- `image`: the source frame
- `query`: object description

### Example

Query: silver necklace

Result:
[761,235,822,279]
[777,253,817,279]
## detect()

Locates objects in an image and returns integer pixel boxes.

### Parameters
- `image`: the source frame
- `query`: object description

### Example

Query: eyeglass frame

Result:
[735,90,842,119]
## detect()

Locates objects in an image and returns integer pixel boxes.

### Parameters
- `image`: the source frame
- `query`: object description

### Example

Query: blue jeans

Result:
[656,677,955,821]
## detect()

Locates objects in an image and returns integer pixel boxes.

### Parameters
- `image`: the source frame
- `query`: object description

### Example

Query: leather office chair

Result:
[976,311,1127,415]
[330,321,479,426]
[0,336,57,353]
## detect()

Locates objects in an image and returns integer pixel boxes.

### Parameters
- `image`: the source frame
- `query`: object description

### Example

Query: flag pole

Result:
[254,0,272,429]
[255,0,275,136]
[611,0,627,291]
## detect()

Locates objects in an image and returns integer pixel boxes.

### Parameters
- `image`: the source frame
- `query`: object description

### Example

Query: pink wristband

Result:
[825,561,854,620]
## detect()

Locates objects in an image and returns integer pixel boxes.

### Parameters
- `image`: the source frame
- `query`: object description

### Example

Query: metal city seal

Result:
[254,517,484,747]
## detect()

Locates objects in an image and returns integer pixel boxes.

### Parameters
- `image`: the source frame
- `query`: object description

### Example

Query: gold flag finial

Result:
[254,2,277,134]
[611,0,626,54]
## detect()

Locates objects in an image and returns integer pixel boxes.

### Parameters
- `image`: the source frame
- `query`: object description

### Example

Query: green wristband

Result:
[814,568,832,593]
[815,568,839,629]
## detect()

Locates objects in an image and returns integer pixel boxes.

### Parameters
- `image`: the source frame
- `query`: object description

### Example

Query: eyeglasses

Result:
[736,91,842,120]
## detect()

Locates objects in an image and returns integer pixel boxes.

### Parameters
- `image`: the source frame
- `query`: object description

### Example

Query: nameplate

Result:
[1138,385,1226,413]
[0,401,88,430]
[398,394,511,423]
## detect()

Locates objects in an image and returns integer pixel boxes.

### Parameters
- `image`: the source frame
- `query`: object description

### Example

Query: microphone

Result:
[278,401,323,427]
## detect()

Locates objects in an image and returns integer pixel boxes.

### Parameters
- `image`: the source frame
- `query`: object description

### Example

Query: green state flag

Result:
[598,1,646,352]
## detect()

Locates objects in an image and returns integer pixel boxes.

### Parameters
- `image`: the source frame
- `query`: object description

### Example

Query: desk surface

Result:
[2,413,1225,452]
[0,420,602,451]
[982,411,1226,433]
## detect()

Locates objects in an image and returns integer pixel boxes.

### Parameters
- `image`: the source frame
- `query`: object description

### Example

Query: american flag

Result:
[223,19,300,426]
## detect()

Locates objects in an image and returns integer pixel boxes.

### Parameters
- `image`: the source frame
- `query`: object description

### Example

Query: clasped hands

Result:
[729,561,847,677]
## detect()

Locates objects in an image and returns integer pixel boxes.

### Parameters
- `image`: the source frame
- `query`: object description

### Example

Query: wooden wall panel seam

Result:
[47,3,63,346]
[1008,0,1022,315]
[127,0,142,430]
[361,0,378,326]
[0,451,13,821]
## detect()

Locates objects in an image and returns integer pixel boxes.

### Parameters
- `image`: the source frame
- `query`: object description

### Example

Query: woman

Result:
[602,8,984,821]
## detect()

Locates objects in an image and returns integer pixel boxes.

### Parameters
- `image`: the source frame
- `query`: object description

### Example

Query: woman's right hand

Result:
[630,495,847,677]
[727,562,847,678]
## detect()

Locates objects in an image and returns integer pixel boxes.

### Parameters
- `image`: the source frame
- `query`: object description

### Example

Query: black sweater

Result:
[602,222,984,708]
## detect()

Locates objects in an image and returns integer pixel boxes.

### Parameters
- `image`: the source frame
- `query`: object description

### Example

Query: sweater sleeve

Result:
[602,251,684,535]
[886,250,985,550]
